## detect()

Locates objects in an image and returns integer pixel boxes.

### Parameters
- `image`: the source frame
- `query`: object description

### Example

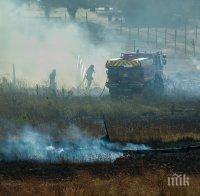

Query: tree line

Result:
[15,0,200,26]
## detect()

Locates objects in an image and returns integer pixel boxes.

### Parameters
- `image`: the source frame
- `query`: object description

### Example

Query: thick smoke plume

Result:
[1,1,199,96]
[0,124,149,163]
[0,1,122,88]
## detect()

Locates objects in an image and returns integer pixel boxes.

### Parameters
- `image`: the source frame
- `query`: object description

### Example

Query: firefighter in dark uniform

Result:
[49,69,57,95]
[85,65,95,90]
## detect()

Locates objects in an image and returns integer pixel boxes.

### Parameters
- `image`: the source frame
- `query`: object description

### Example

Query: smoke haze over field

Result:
[0,124,149,163]
[1,1,200,97]
[0,1,122,88]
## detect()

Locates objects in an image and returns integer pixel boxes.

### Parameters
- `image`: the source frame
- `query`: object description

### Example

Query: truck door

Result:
[141,58,155,81]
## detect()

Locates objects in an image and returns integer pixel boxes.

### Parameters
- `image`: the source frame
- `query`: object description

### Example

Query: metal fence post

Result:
[165,28,167,48]
[155,28,158,48]
[185,24,187,56]
[175,29,177,54]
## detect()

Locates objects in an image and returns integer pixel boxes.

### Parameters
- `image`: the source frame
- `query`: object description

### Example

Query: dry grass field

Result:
[0,89,199,195]
[0,154,200,196]
[0,172,199,196]
[0,89,199,142]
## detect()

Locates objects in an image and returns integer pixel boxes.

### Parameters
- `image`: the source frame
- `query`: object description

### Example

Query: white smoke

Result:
[164,58,200,97]
[165,72,200,97]
[0,124,149,163]
[192,58,200,71]
[0,1,123,88]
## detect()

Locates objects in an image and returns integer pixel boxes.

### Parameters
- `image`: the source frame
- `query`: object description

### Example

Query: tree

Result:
[38,0,113,19]
[14,0,34,6]
[14,0,112,19]
[65,0,89,19]
[38,0,90,19]
[15,0,200,23]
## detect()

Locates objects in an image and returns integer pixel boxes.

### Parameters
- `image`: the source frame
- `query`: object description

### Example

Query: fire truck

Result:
[105,51,167,97]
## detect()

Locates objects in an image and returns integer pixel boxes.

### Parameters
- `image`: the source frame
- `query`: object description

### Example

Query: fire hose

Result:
[102,116,200,156]
[121,145,200,155]
[99,81,107,97]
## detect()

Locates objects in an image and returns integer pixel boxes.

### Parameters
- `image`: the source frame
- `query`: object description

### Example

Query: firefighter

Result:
[85,65,95,90]
[49,69,57,95]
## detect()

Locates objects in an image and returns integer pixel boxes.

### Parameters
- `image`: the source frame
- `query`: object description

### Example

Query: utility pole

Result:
[12,64,16,86]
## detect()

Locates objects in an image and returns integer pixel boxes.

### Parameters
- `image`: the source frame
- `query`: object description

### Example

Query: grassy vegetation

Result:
[0,172,199,196]
[0,84,199,195]
[0,89,199,143]
[0,154,200,196]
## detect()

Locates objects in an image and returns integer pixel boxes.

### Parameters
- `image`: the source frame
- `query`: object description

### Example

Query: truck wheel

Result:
[143,80,154,96]
[154,74,164,94]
